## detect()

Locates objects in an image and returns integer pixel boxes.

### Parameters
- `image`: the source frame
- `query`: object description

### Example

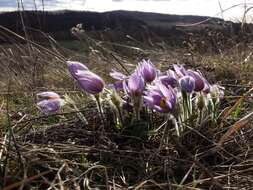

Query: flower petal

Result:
[109,69,127,80]
[67,61,88,79]
[37,91,60,100]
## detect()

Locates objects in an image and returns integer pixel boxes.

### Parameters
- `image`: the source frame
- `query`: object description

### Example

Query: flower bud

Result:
[196,94,205,111]
[186,70,205,92]
[124,72,144,96]
[67,61,88,79]
[138,59,156,83]
[179,76,195,93]
[76,70,105,94]
[36,92,64,114]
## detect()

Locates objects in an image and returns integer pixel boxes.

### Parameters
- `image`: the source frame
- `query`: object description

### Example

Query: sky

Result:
[0,0,253,22]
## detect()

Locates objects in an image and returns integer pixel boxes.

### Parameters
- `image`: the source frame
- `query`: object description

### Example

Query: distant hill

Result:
[0,10,252,49]
[0,10,224,31]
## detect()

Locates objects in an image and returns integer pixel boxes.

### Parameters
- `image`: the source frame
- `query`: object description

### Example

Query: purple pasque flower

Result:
[138,59,156,83]
[107,82,123,92]
[202,78,211,94]
[109,69,127,91]
[186,70,205,92]
[109,69,127,81]
[144,83,176,113]
[37,91,60,100]
[75,70,105,94]
[173,64,187,78]
[210,84,225,100]
[37,99,62,114]
[67,61,89,79]
[179,76,195,93]
[158,69,178,88]
[123,72,145,96]
[36,92,64,114]
[112,81,124,91]
[173,65,206,92]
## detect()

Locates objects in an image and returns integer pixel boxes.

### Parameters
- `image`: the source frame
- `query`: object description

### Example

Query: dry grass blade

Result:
[132,180,163,190]
[130,180,203,190]
[220,86,253,128]
[0,25,65,61]
[218,112,253,146]
[2,170,51,190]
[186,167,253,186]
[219,97,243,128]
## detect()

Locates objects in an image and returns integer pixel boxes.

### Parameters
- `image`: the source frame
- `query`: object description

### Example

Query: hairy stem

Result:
[94,94,106,128]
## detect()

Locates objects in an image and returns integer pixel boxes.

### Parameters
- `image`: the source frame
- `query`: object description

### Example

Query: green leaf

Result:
[231,101,241,120]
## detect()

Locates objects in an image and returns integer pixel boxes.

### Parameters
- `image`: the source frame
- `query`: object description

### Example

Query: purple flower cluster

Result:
[109,60,177,113]
[37,60,223,118]
[107,60,218,114]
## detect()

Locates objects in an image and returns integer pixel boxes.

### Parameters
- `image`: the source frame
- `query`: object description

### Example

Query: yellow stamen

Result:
[160,98,167,109]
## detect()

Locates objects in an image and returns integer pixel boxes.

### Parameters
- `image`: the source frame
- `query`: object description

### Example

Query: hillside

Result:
[0,10,252,48]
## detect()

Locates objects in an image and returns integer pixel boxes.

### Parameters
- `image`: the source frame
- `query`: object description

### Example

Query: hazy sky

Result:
[0,0,252,21]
